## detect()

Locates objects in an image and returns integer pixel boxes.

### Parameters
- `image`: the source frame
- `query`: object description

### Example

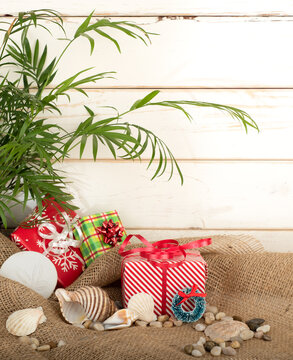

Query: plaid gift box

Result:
[74,210,126,267]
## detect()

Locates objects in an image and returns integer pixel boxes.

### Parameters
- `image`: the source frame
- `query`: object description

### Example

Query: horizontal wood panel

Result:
[46,161,293,230]
[2,17,293,88]
[1,1,293,16]
[44,88,293,160]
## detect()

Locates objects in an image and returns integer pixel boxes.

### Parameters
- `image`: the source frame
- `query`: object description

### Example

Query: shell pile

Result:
[204,320,249,341]
[55,286,117,325]
[127,293,157,323]
[103,309,138,330]
[6,307,47,336]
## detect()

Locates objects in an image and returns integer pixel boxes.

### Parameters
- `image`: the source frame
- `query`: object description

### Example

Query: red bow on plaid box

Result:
[97,219,124,246]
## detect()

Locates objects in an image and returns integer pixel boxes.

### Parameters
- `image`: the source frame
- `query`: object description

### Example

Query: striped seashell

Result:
[55,286,117,325]
[103,309,138,330]
[6,307,47,336]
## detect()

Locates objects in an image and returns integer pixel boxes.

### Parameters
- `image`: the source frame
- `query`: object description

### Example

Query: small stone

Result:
[219,342,226,349]
[47,341,57,349]
[263,334,272,341]
[213,337,225,345]
[206,305,218,315]
[204,312,215,325]
[254,331,264,339]
[221,316,233,322]
[195,323,206,332]
[19,336,31,345]
[37,345,51,352]
[215,312,226,320]
[210,346,222,356]
[191,350,202,357]
[232,315,243,322]
[30,338,40,347]
[135,320,148,327]
[240,329,254,340]
[197,337,206,345]
[204,341,217,352]
[92,322,104,331]
[173,320,183,327]
[256,324,270,333]
[58,340,66,347]
[245,318,265,331]
[83,320,92,329]
[158,315,169,322]
[192,344,205,355]
[222,347,237,356]
[230,340,240,349]
[184,344,193,355]
[31,344,37,350]
[149,321,163,328]
[163,321,173,328]
[230,336,243,344]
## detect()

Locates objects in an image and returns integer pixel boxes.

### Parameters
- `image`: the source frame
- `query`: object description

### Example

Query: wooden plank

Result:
[129,229,293,252]
[45,161,293,230]
[2,17,293,88]
[44,88,293,160]
[1,1,293,16]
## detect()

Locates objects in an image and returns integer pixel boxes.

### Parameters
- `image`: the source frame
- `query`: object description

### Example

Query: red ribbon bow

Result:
[176,284,206,306]
[97,219,124,246]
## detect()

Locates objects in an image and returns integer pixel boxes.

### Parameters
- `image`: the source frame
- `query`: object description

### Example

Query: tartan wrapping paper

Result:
[121,252,207,317]
[74,210,126,267]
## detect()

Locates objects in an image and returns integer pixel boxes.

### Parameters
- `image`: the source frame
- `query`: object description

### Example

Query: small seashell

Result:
[6,307,46,336]
[205,320,249,341]
[103,309,138,330]
[37,345,50,351]
[55,286,117,325]
[58,340,66,347]
[127,293,157,323]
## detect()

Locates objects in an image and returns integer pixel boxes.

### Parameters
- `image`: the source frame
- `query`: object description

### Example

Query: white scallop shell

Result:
[127,293,157,323]
[6,307,47,336]
[103,309,138,330]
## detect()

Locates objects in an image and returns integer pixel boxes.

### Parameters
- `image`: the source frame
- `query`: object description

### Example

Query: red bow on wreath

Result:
[97,219,124,246]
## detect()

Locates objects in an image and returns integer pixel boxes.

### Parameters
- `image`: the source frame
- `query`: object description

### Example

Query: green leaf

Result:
[94,29,121,52]
[36,45,47,77]
[80,134,87,158]
[33,39,39,68]
[74,10,94,38]
[130,90,160,110]
[82,33,95,55]
[24,38,32,63]
[92,135,98,160]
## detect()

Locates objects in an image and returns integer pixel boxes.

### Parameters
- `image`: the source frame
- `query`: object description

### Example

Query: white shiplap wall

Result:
[1,2,293,251]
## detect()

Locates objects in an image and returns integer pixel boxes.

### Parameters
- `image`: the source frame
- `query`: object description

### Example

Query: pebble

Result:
[230,336,243,344]
[92,322,104,331]
[215,312,226,320]
[37,345,51,352]
[191,350,203,357]
[219,342,226,349]
[184,344,193,355]
[195,323,206,332]
[204,341,217,352]
[246,318,265,331]
[31,344,37,350]
[135,320,148,327]
[254,331,264,339]
[19,336,31,345]
[240,329,254,341]
[230,340,241,349]
[83,320,92,329]
[256,324,270,333]
[173,320,183,327]
[213,337,225,345]
[206,305,218,315]
[158,315,169,322]
[149,321,163,328]
[192,344,205,355]
[232,315,243,322]
[197,337,206,346]
[47,341,57,349]
[163,321,173,328]
[210,346,222,356]
[221,316,233,322]
[58,340,66,347]
[204,312,215,325]
[222,346,237,356]
[263,334,272,341]
[30,338,40,347]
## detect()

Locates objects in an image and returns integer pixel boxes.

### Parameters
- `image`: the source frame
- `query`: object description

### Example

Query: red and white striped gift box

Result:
[119,235,211,317]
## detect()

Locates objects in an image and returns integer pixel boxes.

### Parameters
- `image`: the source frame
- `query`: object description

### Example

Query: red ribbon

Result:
[176,284,206,306]
[119,235,211,314]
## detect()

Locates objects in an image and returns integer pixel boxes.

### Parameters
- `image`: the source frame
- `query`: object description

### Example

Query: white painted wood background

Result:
[1,1,293,252]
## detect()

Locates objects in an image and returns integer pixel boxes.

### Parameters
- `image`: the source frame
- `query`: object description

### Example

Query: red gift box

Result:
[119,235,211,317]
[10,199,84,288]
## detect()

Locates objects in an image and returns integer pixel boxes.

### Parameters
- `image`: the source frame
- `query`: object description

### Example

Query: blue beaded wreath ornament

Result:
[171,284,206,323]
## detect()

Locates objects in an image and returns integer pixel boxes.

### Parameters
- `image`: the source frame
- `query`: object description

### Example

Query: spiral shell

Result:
[127,293,157,323]
[6,307,47,336]
[55,286,117,324]
[103,309,138,330]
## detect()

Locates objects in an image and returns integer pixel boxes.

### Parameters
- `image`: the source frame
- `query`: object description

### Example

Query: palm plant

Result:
[0,9,259,228]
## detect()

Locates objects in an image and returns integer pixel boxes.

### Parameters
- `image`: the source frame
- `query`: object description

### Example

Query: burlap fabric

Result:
[0,232,292,360]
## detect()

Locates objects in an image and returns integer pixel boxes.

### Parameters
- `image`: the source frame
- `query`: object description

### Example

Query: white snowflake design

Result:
[50,250,79,272]
[12,235,27,251]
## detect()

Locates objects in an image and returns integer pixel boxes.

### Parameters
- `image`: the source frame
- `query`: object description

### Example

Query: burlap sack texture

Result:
[0,231,292,360]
